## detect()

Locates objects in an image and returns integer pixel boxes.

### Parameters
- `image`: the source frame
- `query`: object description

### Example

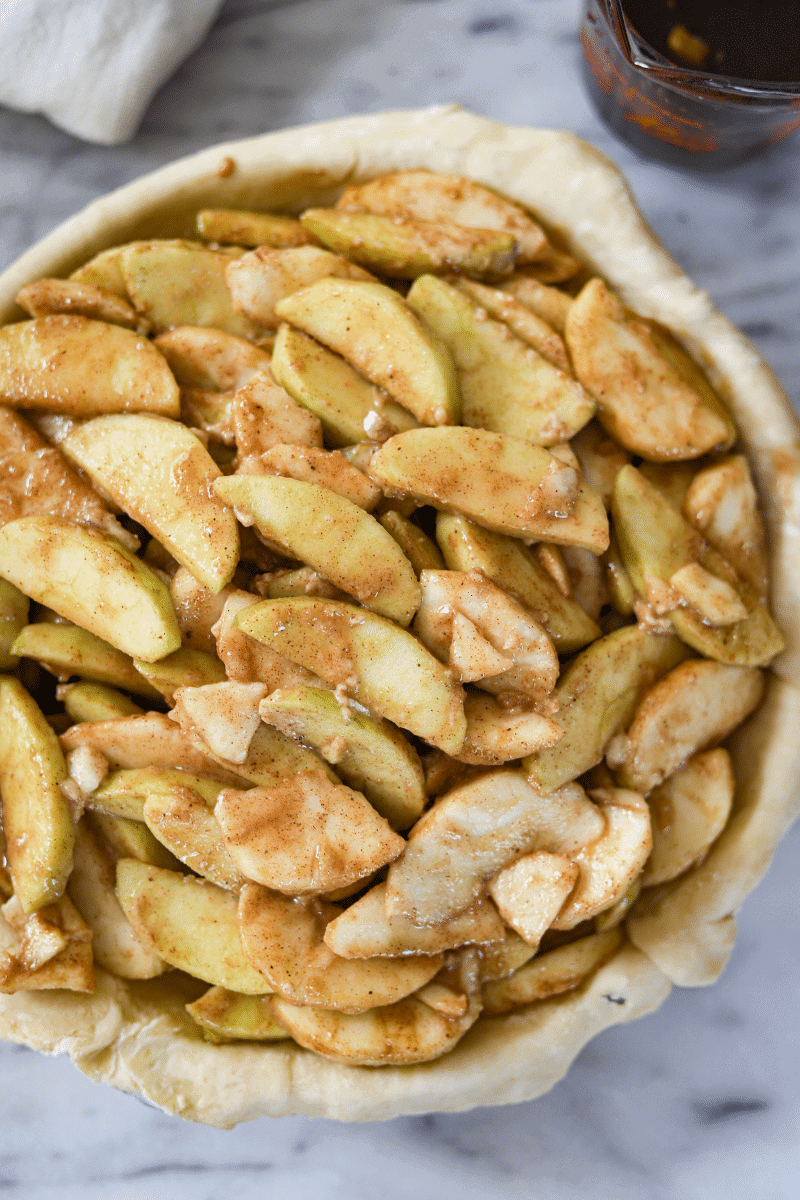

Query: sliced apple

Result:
[186,986,290,1042]
[11,622,162,700]
[68,819,165,979]
[275,277,460,426]
[116,859,271,993]
[436,512,600,653]
[414,569,559,705]
[0,315,179,416]
[0,516,181,662]
[481,927,623,1015]
[0,578,28,670]
[0,677,74,913]
[226,244,374,329]
[230,370,323,455]
[133,647,226,702]
[571,420,631,508]
[406,275,593,445]
[234,597,467,753]
[212,590,325,691]
[565,279,734,461]
[121,244,263,338]
[246,443,382,511]
[143,786,245,891]
[169,681,266,765]
[59,682,144,724]
[89,812,181,872]
[216,771,404,894]
[453,279,571,371]
[197,208,313,248]
[323,882,504,958]
[336,170,548,263]
[0,894,94,994]
[0,404,138,549]
[62,414,239,594]
[370,427,609,552]
[259,686,424,829]
[301,209,517,277]
[16,278,150,334]
[154,325,272,391]
[523,626,689,794]
[270,323,419,446]
[683,455,769,598]
[606,659,764,794]
[551,788,651,929]
[216,474,419,626]
[237,886,442,1012]
[379,510,444,576]
[643,748,734,886]
[385,772,604,926]
[488,852,579,947]
[499,275,572,333]
[455,691,564,766]
[88,766,225,821]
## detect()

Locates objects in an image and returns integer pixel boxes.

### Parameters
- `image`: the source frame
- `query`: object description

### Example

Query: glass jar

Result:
[580,0,800,169]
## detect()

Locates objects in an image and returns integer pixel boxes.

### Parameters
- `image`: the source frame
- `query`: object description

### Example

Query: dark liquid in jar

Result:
[622,0,800,83]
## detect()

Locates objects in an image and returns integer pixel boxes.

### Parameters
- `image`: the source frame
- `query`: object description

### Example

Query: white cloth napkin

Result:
[0,0,224,143]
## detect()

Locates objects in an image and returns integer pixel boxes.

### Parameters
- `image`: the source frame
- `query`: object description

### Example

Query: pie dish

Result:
[0,106,798,1127]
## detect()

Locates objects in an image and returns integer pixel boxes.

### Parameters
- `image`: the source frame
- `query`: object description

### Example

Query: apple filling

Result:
[0,169,783,1066]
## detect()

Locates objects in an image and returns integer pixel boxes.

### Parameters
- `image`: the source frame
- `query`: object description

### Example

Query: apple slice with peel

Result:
[143,786,246,891]
[87,767,225,822]
[436,512,600,653]
[0,579,29,670]
[0,677,74,913]
[0,315,180,416]
[385,772,605,926]
[406,274,593,445]
[0,516,181,662]
[523,626,690,795]
[259,685,425,829]
[270,323,419,447]
[215,474,420,625]
[60,682,144,725]
[369,427,609,552]
[481,927,623,1015]
[62,414,239,594]
[235,597,466,754]
[455,691,564,766]
[116,859,271,994]
[12,622,162,700]
[275,277,460,426]
[237,886,442,1012]
[186,986,290,1042]
[226,244,374,330]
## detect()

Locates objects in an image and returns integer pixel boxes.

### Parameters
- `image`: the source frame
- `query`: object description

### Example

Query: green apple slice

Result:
[300,209,517,277]
[336,170,548,263]
[186,986,289,1042]
[0,516,181,662]
[215,475,420,626]
[565,279,735,461]
[197,209,312,248]
[453,279,571,371]
[0,316,179,417]
[62,414,239,594]
[133,647,226,702]
[436,512,600,653]
[225,244,374,329]
[88,767,225,822]
[259,686,426,829]
[59,682,144,724]
[121,244,262,338]
[143,786,245,890]
[0,677,74,913]
[0,579,28,670]
[499,275,573,333]
[11,622,162,699]
[613,465,784,667]
[523,626,690,794]
[270,323,419,446]
[406,275,593,445]
[369,428,609,552]
[89,812,181,872]
[116,859,271,994]
[235,597,466,754]
[379,510,444,576]
[275,278,460,426]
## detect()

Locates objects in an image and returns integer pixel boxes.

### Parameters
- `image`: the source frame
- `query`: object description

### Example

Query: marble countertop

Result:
[1,1,799,1196]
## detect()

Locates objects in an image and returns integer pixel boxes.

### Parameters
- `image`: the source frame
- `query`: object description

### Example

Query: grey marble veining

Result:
[1,1,799,1196]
